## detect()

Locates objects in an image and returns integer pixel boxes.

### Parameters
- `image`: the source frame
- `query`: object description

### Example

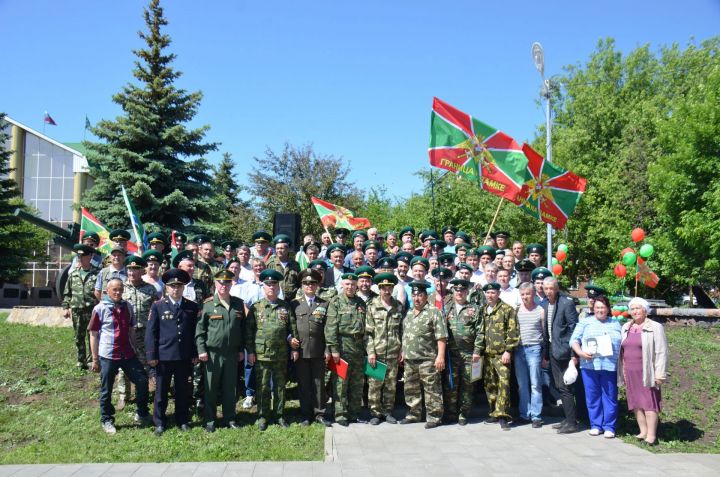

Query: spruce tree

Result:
[82,0,217,230]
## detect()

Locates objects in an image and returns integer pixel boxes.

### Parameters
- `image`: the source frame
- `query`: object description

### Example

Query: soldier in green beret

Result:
[428,267,453,313]
[142,250,165,296]
[147,233,170,274]
[455,231,471,246]
[363,240,380,269]
[443,279,484,425]
[399,227,415,247]
[251,231,274,261]
[481,282,519,430]
[355,265,377,304]
[511,258,536,288]
[526,243,546,267]
[401,281,448,428]
[246,269,299,430]
[454,243,471,265]
[62,244,101,369]
[265,234,301,299]
[366,272,405,425]
[438,252,457,275]
[195,270,249,432]
[325,272,367,426]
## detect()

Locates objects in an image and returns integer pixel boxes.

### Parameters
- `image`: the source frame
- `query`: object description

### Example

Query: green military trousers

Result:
[483,354,512,420]
[204,349,239,425]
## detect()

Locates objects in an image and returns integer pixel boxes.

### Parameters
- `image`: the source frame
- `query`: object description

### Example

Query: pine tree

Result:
[0,113,50,284]
[82,0,217,230]
[214,152,241,207]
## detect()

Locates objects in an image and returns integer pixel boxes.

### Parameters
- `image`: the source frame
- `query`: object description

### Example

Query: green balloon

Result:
[558,244,569,253]
[622,251,637,266]
[639,243,654,258]
[552,257,559,265]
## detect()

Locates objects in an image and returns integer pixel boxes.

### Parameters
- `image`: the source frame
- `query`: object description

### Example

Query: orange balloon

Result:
[556,250,567,262]
[552,264,563,275]
[621,247,635,258]
[631,228,645,242]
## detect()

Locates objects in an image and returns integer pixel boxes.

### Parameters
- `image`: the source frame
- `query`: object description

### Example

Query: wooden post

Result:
[484,197,505,242]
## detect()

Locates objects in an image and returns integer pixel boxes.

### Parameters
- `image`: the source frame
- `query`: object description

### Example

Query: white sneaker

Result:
[102,421,117,435]
[604,431,615,439]
[588,428,601,436]
[242,396,254,409]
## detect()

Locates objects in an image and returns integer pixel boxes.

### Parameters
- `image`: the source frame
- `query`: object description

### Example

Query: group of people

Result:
[60,225,667,444]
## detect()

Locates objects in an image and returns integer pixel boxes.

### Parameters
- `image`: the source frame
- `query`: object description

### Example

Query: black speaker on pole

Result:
[273,213,302,251]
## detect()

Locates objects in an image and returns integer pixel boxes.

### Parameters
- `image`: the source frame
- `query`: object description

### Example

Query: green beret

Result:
[495,231,511,239]
[252,231,272,243]
[410,256,430,269]
[126,255,147,269]
[431,267,453,279]
[192,234,212,245]
[482,282,501,291]
[374,272,398,287]
[73,244,95,256]
[225,257,241,267]
[377,257,397,269]
[174,232,187,243]
[147,232,167,245]
[394,252,413,264]
[333,227,350,237]
[273,234,292,246]
[442,226,457,235]
[309,259,328,270]
[455,242,471,252]
[214,269,235,281]
[399,226,415,238]
[82,232,99,244]
[585,284,608,298]
[495,248,506,256]
[326,243,347,255]
[162,268,190,286]
[526,243,546,255]
[300,269,322,283]
[409,281,431,294]
[419,229,438,242]
[363,240,379,252]
[481,231,497,240]
[260,269,283,283]
[438,252,456,267]
[341,272,358,281]
[109,229,131,242]
[455,232,471,244]
[477,246,496,259]
[514,259,536,272]
[221,240,239,251]
[352,230,369,241]
[531,267,552,281]
[457,263,473,272]
[450,278,471,290]
[429,239,447,250]
[355,265,376,279]
[172,250,195,268]
[142,250,163,263]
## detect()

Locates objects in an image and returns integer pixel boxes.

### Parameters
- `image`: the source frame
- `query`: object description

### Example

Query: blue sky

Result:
[2,0,718,199]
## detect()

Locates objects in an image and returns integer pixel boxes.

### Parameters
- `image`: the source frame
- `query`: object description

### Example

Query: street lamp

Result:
[532,42,554,270]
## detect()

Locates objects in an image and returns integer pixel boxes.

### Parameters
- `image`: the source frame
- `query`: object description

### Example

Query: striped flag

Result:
[121,185,147,253]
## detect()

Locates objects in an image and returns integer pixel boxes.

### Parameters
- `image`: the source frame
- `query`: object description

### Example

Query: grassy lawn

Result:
[0,313,324,464]
[616,324,720,453]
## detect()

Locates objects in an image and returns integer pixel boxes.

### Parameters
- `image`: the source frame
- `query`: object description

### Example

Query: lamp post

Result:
[532,42,554,270]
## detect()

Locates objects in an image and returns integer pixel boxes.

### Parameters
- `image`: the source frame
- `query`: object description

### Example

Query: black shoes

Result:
[227,421,240,429]
[316,416,332,427]
[499,419,511,431]
[258,419,268,431]
[557,423,579,434]
[552,420,566,429]
[425,421,440,429]
[399,418,416,425]
[336,418,349,427]
[154,426,164,437]
[484,417,498,424]
[179,423,191,432]
[385,415,397,424]
[369,417,381,426]
[532,419,543,428]
[205,423,216,433]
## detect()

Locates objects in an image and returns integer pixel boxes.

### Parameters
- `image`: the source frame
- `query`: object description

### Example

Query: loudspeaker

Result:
[273,213,302,251]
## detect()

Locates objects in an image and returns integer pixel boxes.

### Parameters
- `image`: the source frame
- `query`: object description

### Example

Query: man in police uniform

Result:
[196,270,248,432]
[325,272,367,426]
[265,234,301,299]
[62,244,100,369]
[291,269,332,426]
[145,269,199,435]
[481,282,519,430]
[246,269,299,430]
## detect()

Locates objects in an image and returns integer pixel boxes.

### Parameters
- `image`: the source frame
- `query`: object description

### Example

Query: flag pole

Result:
[484,197,505,242]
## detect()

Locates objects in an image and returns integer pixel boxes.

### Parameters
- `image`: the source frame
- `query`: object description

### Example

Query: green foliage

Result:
[0,114,50,284]
[81,0,217,230]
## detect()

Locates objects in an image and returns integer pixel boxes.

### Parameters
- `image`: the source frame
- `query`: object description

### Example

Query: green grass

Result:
[0,314,324,464]
[616,325,720,453]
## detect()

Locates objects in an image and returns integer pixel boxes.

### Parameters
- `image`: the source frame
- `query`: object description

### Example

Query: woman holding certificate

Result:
[570,295,623,438]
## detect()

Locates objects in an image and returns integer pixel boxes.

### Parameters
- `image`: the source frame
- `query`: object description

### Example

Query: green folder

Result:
[363,357,387,382]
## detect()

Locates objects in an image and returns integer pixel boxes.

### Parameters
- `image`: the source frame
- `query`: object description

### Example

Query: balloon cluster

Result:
[613,228,654,279]
[611,304,629,322]
[552,243,569,275]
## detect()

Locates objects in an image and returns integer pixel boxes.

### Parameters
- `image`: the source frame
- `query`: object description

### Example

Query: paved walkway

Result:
[1,420,718,476]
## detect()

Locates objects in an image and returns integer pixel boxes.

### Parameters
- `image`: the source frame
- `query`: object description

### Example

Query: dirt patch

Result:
[0,385,47,406]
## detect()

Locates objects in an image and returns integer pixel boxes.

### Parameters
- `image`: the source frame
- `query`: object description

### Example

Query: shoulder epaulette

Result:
[203,296,214,303]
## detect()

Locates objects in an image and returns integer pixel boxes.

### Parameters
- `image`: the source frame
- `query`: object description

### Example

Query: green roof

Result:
[63,142,89,156]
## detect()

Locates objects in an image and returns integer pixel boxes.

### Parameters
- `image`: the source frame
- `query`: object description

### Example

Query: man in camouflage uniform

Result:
[62,244,100,369]
[355,265,377,303]
[481,282,519,430]
[117,255,159,408]
[443,279,484,425]
[185,240,213,291]
[195,270,248,432]
[325,272,366,426]
[147,232,172,274]
[366,272,405,425]
[265,234,301,299]
[401,281,448,429]
[428,267,453,312]
[246,269,299,431]
[195,235,222,277]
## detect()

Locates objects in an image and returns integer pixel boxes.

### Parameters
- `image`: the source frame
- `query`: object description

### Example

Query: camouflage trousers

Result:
[193,362,205,407]
[443,351,475,419]
[368,358,399,418]
[483,354,512,419]
[333,354,364,421]
[257,359,288,421]
[118,327,148,400]
[404,359,443,424]
[70,307,92,364]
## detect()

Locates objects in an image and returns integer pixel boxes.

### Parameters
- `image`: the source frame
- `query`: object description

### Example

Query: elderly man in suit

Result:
[541,276,580,434]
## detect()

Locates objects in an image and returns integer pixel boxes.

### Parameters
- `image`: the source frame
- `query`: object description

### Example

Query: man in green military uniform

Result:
[481,282,519,430]
[355,265,378,303]
[187,236,214,290]
[325,272,367,426]
[246,269,299,430]
[94,245,128,301]
[428,267,453,313]
[62,244,100,369]
[195,235,223,277]
[443,279,484,425]
[147,232,171,274]
[401,281,448,429]
[265,234,301,300]
[195,270,248,432]
[366,272,405,425]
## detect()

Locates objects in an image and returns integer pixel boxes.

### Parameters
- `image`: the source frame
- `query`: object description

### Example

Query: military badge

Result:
[278,308,289,322]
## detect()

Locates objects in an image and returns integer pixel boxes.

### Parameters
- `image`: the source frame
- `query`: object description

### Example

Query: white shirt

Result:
[471,270,484,285]
[499,285,521,309]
